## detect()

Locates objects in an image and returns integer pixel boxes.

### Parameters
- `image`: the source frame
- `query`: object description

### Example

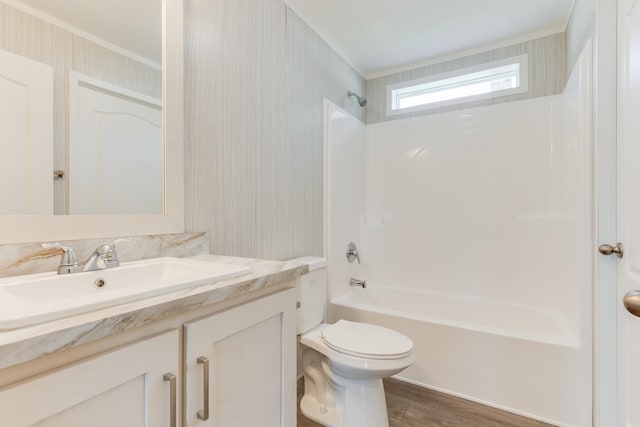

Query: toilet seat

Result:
[321,320,414,360]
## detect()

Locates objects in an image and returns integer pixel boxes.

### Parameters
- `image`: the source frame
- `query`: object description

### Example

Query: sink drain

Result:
[94,278,107,288]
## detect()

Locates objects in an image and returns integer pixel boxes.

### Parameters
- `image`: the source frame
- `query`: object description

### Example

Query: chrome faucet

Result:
[349,277,367,288]
[41,237,131,274]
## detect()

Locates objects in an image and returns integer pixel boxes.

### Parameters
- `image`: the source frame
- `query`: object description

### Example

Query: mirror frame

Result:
[0,0,184,244]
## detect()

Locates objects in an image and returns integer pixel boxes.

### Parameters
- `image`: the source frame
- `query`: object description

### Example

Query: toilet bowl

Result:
[292,257,415,427]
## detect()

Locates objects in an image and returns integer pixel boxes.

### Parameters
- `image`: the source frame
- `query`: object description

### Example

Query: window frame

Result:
[386,54,529,116]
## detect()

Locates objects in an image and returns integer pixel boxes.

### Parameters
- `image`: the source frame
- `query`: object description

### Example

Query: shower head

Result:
[347,91,367,107]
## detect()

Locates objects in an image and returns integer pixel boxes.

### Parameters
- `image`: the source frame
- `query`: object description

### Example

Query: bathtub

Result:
[329,287,589,427]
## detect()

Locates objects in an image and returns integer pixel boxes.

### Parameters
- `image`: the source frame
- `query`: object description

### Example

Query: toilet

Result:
[292,257,415,427]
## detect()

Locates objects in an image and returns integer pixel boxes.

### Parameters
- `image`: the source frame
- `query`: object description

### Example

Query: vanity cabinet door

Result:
[184,289,296,427]
[0,330,179,427]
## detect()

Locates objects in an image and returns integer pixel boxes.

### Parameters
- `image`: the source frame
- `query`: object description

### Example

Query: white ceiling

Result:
[11,0,573,76]
[14,0,161,64]
[282,0,574,78]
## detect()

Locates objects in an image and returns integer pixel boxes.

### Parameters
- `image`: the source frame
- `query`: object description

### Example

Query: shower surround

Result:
[324,48,592,426]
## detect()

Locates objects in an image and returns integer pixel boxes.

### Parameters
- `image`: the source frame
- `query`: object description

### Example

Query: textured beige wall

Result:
[0,3,161,215]
[184,0,288,260]
[286,10,366,258]
[366,32,567,124]
[184,0,365,260]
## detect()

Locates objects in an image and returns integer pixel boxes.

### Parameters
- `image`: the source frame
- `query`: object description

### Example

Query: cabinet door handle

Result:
[197,356,210,421]
[163,372,177,427]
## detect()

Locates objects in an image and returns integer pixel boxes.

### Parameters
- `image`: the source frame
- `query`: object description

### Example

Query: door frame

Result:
[593,0,618,425]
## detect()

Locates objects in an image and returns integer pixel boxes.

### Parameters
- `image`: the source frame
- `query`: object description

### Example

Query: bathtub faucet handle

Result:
[346,242,360,264]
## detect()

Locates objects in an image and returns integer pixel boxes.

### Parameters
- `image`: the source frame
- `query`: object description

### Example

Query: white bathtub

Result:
[329,287,589,427]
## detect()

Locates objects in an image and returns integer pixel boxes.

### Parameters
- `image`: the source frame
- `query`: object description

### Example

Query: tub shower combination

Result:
[323,51,592,427]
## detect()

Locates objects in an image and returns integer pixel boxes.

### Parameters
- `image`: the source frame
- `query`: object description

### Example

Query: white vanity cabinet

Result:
[0,286,297,427]
[0,330,180,427]
[184,289,297,427]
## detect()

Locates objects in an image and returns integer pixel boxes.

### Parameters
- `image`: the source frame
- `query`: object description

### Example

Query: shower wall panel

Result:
[323,101,366,301]
[362,89,590,330]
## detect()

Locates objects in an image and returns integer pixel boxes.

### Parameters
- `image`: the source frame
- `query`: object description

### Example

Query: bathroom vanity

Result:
[0,254,307,427]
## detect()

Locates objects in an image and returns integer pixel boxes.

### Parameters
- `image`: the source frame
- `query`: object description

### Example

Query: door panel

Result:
[184,290,296,427]
[0,48,53,214]
[0,330,178,427]
[69,75,162,215]
[618,0,640,425]
[32,377,146,427]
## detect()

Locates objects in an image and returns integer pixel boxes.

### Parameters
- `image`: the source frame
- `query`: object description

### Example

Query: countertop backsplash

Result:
[0,232,210,278]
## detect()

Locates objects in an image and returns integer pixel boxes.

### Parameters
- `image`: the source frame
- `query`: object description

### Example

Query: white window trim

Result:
[386,54,529,116]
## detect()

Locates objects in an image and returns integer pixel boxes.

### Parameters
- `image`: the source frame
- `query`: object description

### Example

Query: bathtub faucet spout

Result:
[349,277,367,288]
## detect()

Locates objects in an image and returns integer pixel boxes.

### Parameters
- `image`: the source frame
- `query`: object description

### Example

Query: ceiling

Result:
[11,0,574,76]
[282,0,574,78]
[14,0,161,64]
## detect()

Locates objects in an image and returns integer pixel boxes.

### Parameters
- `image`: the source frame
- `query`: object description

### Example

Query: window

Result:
[387,55,528,115]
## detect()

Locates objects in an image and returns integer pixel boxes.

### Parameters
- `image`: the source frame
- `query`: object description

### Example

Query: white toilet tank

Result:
[290,257,328,334]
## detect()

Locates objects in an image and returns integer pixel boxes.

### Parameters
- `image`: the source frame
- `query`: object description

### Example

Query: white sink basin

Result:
[0,257,251,330]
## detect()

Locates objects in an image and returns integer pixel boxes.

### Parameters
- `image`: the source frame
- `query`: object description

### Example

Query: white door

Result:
[0,330,179,427]
[183,290,296,427]
[0,48,53,214]
[617,0,640,425]
[69,73,162,215]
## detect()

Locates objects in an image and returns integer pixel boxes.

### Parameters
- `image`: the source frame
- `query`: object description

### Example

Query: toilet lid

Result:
[321,320,414,360]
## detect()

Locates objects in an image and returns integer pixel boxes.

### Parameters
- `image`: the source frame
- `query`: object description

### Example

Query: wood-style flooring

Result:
[297,377,555,427]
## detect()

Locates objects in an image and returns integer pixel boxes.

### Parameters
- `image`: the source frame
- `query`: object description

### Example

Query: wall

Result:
[184,0,365,260]
[566,0,595,72]
[366,32,567,123]
[287,11,366,258]
[0,3,161,215]
[184,0,287,260]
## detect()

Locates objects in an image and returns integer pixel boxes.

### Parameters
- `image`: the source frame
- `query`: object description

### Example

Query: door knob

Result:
[598,242,624,258]
[624,290,640,317]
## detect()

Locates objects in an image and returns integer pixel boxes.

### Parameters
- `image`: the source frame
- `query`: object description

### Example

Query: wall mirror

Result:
[0,0,183,243]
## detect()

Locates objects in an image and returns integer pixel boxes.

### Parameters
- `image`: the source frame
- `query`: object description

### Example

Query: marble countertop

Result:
[0,255,308,370]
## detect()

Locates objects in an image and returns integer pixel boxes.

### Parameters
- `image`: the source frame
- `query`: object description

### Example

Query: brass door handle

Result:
[197,356,210,421]
[163,373,177,427]
[599,242,624,258]
[624,290,640,317]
